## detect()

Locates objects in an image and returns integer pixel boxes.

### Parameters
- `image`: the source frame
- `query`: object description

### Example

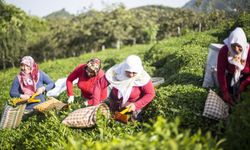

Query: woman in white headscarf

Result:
[89,55,155,121]
[217,27,250,106]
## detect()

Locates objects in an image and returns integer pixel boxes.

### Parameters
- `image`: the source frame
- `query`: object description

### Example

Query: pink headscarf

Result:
[17,56,39,96]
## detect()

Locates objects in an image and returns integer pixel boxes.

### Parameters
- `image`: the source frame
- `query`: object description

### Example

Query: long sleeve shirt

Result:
[10,70,55,109]
[66,64,107,101]
[89,76,155,110]
[217,44,250,94]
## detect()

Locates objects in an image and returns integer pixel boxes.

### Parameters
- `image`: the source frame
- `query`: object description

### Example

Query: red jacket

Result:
[66,64,107,102]
[89,76,155,110]
[217,44,250,94]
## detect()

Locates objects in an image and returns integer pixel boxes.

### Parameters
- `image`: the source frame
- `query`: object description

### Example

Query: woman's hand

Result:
[125,103,136,112]
[36,86,46,95]
[20,94,30,100]
[67,96,74,103]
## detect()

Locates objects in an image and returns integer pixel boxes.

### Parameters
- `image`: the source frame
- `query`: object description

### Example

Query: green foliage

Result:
[0,2,48,69]
[215,12,250,43]
[223,92,250,150]
[63,117,223,150]
[0,2,233,70]
[144,32,217,86]
[142,85,220,132]
[233,12,250,40]
[183,0,250,13]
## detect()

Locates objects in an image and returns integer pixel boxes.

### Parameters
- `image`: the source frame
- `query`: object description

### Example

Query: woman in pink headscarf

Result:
[217,27,250,106]
[66,58,107,105]
[10,56,55,110]
[89,55,155,121]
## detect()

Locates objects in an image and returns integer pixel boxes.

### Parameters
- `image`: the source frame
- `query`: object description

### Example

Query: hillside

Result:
[131,4,175,12]
[44,8,74,20]
[183,0,250,13]
[1,28,249,149]
[0,1,229,70]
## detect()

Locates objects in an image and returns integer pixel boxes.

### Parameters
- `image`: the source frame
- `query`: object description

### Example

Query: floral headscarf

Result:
[86,58,101,77]
[17,56,39,96]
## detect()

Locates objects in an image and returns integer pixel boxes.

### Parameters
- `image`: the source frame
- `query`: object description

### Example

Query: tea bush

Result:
[142,84,221,132]
[144,32,217,86]
[0,29,243,149]
[223,92,250,150]
[63,117,223,150]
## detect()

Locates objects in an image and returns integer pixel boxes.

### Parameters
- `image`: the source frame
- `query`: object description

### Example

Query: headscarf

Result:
[223,27,249,86]
[17,56,39,96]
[105,55,151,106]
[86,58,101,76]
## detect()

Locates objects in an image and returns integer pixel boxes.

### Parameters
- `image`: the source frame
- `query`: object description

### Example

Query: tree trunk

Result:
[102,45,105,51]
[199,23,202,32]
[11,59,15,68]
[133,38,136,45]
[116,40,120,50]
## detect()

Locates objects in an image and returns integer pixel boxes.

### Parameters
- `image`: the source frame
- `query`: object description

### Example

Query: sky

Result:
[5,0,190,17]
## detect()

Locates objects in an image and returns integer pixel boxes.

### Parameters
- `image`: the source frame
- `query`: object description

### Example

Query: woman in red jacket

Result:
[89,55,155,121]
[66,58,107,105]
[217,27,250,107]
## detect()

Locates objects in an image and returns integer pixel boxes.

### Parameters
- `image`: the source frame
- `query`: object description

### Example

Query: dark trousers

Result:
[226,73,249,101]
[109,93,142,122]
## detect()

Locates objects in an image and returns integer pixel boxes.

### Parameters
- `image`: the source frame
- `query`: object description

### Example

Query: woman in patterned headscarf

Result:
[66,58,107,105]
[89,55,155,121]
[10,56,55,110]
[217,27,250,106]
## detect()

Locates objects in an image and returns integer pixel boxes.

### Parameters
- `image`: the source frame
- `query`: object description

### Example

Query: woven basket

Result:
[203,89,229,120]
[34,97,68,113]
[62,103,110,128]
[0,103,26,129]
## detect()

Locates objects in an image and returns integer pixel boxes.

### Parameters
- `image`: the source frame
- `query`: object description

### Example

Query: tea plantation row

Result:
[0,30,248,149]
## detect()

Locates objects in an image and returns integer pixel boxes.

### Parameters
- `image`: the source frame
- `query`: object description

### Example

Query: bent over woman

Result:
[89,55,155,121]
[217,27,250,106]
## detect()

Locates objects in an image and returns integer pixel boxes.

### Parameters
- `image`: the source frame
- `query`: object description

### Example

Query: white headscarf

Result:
[105,55,151,106]
[223,27,249,86]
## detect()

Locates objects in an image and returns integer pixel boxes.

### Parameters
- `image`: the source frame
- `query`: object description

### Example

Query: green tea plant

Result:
[223,91,250,150]
[62,117,224,150]
[0,28,244,149]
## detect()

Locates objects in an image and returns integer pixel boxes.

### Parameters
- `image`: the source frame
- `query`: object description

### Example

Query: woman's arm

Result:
[240,76,250,93]
[217,46,229,94]
[88,76,109,106]
[239,45,250,93]
[10,77,21,97]
[40,70,55,91]
[66,65,83,96]
[134,80,156,110]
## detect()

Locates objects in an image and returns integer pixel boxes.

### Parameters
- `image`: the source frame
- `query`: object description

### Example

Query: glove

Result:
[125,103,136,112]
[223,92,235,106]
[67,96,74,103]
[84,101,88,107]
